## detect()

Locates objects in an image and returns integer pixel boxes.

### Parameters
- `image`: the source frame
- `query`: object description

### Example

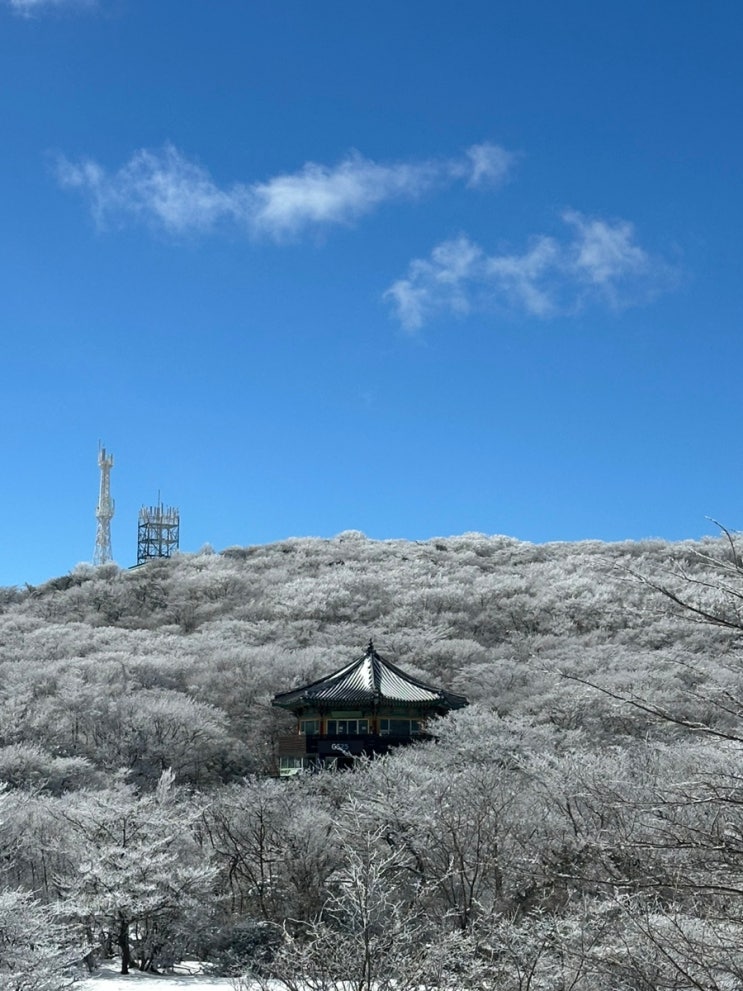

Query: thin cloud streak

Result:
[56,141,516,240]
[8,0,96,14]
[385,212,675,330]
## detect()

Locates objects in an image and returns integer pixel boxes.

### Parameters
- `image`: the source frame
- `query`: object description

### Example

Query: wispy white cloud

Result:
[562,209,652,300]
[463,142,516,188]
[55,141,516,240]
[385,212,674,330]
[8,0,96,15]
[56,146,247,234]
[248,153,441,238]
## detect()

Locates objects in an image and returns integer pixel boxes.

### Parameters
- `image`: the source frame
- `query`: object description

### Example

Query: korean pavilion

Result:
[272,640,468,775]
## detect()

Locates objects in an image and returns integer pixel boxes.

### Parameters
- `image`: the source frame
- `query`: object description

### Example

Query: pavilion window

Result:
[279,756,306,777]
[380,718,423,737]
[327,719,368,736]
[300,719,320,735]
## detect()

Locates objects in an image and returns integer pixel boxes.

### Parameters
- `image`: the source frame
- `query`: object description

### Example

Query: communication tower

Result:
[94,445,115,565]
[137,500,180,565]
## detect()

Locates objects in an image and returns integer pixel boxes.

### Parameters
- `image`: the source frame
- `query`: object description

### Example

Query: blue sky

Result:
[2,0,742,586]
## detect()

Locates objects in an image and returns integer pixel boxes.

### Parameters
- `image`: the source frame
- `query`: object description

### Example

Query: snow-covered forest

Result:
[2,530,743,989]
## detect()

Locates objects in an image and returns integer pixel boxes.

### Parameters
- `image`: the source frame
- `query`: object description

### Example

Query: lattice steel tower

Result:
[94,445,115,565]
[137,500,180,565]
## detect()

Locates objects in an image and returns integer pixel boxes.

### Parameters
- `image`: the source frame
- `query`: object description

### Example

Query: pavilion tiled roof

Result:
[272,640,468,712]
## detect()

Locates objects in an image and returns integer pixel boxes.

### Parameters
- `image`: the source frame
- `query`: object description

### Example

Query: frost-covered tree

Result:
[260,822,439,991]
[0,743,98,795]
[0,889,79,991]
[58,771,214,974]
[203,776,340,923]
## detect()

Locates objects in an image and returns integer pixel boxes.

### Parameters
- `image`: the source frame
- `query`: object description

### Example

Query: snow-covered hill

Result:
[2,532,743,987]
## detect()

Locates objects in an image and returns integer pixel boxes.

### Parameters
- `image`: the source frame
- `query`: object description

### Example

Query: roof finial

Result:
[367,638,374,653]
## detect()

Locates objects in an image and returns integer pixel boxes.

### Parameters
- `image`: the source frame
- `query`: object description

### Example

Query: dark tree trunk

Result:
[118,917,131,975]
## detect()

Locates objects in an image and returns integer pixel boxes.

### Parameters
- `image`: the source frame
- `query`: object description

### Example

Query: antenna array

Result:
[137,502,180,565]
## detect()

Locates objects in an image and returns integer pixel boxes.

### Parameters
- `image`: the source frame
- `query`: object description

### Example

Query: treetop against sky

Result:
[1,0,742,586]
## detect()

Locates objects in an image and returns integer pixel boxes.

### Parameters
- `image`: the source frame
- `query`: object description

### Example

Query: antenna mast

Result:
[94,444,115,565]
[137,499,180,565]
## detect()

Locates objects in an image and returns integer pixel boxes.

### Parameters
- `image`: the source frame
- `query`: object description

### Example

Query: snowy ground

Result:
[79,961,240,990]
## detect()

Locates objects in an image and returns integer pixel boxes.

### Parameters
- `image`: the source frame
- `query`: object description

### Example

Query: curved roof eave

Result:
[272,641,468,712]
